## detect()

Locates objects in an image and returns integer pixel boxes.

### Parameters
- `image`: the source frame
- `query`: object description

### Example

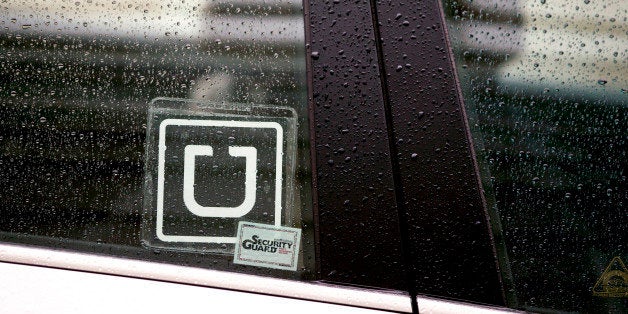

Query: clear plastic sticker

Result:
[142,98,299,255]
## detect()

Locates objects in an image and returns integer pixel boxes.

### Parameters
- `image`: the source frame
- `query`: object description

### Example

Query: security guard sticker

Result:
[234,222,301,271]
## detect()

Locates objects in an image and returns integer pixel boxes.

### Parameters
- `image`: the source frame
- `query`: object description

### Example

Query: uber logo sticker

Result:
[154,118,286,244]
[142,100,299,255]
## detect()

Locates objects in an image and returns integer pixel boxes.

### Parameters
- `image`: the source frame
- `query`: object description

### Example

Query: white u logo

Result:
[182,145,257,217]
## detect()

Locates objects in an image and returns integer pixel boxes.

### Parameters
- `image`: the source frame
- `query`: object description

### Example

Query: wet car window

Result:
[443,0,626,312]
[0,0,314,278]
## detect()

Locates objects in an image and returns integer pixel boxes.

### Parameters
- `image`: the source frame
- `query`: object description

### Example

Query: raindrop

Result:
[597,79,607,85]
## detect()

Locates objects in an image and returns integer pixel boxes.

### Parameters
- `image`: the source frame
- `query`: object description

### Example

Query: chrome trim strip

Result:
[0,243,410,313]
[417,295,522,314]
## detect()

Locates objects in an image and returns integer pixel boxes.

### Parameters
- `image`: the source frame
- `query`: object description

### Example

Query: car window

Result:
[0,0,315,279]
[443,0,626,312]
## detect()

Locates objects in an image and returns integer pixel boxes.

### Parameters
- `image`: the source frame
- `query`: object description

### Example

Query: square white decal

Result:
[156,119,283,244]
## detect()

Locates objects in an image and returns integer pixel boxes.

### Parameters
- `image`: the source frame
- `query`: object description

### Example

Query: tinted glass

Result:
[0,0,314,279]
[443,0,626,312]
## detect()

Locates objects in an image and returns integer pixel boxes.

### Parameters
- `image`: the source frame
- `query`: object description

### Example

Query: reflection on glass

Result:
[0,0,311,277]
[444,0,626,312]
